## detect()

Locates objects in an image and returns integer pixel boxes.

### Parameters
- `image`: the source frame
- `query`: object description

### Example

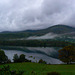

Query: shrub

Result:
[38,59,46,64]
[47,72,61,75]
[0,49,8,63]
[13,54,31,63]
[0,65,24,75]
[7,59,11,63]
[31,71,37,75]
[58,45,75,64]
[13,54,19,63]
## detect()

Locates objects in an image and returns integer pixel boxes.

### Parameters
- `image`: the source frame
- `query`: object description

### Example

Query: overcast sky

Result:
[0,0,75,31]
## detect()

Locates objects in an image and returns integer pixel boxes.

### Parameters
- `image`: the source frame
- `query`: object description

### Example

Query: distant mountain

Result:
[41,25,75,34]
[2,24,75,34]
[0,24,75,40]
[19,24,75,35]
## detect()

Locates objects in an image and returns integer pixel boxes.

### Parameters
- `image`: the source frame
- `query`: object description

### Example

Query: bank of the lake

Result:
[0,46,62,64]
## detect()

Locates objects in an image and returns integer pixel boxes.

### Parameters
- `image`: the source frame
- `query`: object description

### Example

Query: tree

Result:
[7,59,11,63]
[0,49,8,63]
[13,54,31,63]
[38,59,46,64]
[58,45,75,64]
[19,54,25,62]
[13,54,19,63]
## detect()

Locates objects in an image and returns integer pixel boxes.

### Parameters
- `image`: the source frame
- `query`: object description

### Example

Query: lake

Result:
[0,46,62,64]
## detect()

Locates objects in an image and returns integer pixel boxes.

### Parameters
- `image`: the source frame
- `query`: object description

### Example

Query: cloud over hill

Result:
[0,0,75,31]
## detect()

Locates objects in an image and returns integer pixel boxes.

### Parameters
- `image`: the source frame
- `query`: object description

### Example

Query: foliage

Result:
[19,54,25,62]
[38,59,46,64]
[0,39,74,47]
[31,70,37,75]
[13,54,31,63]
[0,65,24,75]
[47,72,61,75]
[58,45,75,64]
[13,54,19,63]
[7,59,11,63]
[0,49,8,63]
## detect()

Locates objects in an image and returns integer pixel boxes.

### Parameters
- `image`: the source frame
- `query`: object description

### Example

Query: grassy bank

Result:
[0,62,75,75]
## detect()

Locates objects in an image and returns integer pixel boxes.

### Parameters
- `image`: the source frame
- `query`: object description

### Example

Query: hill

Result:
[41,25,75,34]
[0,24,75,40]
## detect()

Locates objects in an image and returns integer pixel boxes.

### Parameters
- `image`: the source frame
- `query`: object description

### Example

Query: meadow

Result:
[0,62,75,75]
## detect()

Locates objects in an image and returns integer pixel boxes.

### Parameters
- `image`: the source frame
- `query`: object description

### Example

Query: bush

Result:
[13,54,31,63]
[0,49,8,63]
[13,54,19,63]
[38,59,46,64]
[0,65,24,75]
[31,70,36,75]
[47,72,61,75]
[7,59,11,63]
[58,45,75,64]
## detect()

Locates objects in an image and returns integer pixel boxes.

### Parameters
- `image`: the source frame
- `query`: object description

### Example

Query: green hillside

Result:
[0,62,75,75]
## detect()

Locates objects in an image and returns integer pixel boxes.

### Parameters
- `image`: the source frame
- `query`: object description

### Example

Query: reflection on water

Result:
[0,46,62,64]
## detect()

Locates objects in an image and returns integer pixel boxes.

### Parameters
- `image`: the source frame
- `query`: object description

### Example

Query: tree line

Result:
[0,49,46,64]
[0,49,31,64]
[0,40,75,47]
[0,45,75,64]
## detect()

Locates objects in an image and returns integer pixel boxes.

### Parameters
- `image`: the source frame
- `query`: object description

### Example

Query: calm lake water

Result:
[0,46,62,64]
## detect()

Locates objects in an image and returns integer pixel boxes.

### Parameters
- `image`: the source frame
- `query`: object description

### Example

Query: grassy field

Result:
[0,62,75,75]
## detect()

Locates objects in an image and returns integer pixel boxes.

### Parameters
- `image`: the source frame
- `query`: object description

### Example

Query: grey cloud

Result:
[0,0,75,32]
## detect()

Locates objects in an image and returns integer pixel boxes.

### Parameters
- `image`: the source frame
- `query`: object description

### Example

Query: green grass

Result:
[0,62,75,75]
